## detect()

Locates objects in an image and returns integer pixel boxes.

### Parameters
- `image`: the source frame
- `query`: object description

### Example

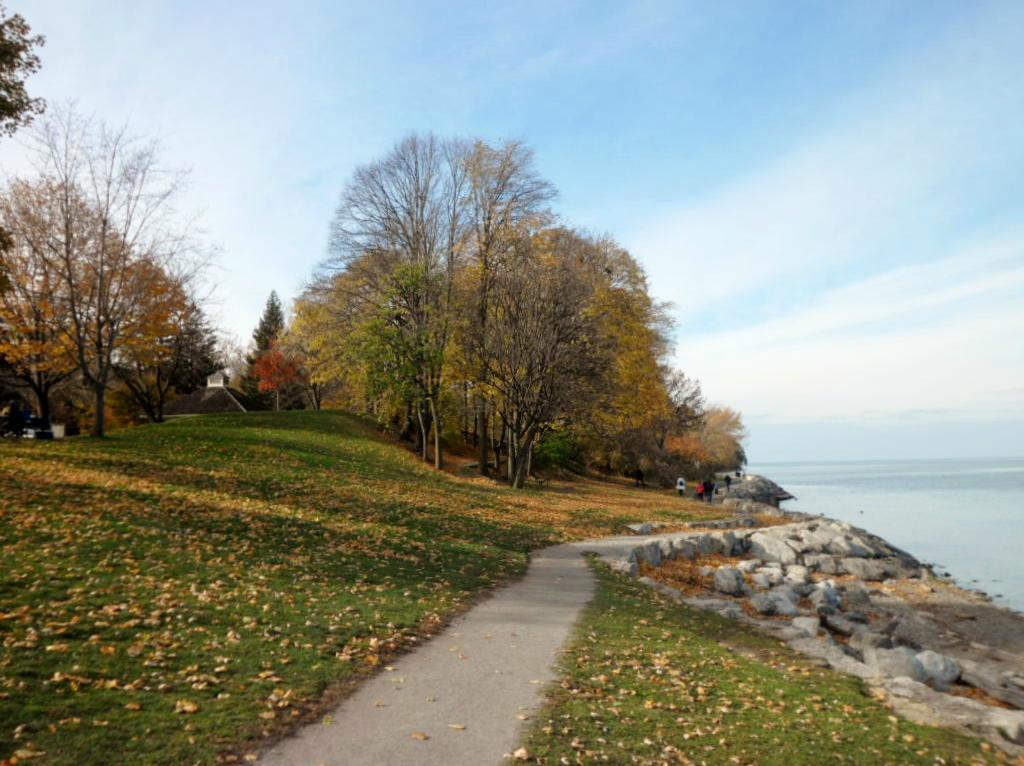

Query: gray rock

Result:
[988,709,1024,746]
[791,616,821,637]
[804,553,841,574]
[637,541,662,566]
[750,591,799,616]
[658,539,675,560]
[725,474,795,506]
[794,526,839,552]
[790,582,816,597]
[750,572,771,589]
[748,531,799,565]
[737,559,762,573]
[840,557,889,581]
[784,564,810,584]
[713,566,746,596]
[829,535,877,558]
[672,539,697,560]
[625,522,653,535]
[864,646,926,682]
[849,630,892,653]
[960,658,1024,709]
[695,534,719,556]
[809,585,841,609]
[698,565,715,577]
[916,650,961,691]
[842,583,872,607]
[823,614,862,637]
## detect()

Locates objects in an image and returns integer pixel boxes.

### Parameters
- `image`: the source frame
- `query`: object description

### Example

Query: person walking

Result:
[705,478,716,503]
[725,474,732,491]
[695,480,705,501]
[676,477,687,497]
[634,468,646,489]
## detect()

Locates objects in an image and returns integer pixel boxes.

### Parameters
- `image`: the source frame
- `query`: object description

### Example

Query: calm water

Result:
[751,458,1024,613]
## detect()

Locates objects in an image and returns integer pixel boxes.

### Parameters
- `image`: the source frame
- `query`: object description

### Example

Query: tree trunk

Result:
[31,383,50,422]
[415,402,428,462]
[476,401,488,475]
[274,389,280,412]
[428,396,441,470]
[92,383,106,437]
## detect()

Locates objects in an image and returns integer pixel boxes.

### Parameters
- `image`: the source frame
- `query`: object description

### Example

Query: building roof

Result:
[164,386,249,417]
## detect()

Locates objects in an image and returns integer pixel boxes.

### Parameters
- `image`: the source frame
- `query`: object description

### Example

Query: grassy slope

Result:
[0,411,709,766]
[525,564,1000,766]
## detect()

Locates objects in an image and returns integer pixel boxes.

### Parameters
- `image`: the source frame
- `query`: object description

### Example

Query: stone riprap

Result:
[602,516,1024,755]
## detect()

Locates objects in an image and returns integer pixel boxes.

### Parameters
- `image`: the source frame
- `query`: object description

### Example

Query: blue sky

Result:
[3,0,1023,461]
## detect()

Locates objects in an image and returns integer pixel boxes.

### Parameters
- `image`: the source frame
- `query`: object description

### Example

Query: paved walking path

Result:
[258,537,637,766]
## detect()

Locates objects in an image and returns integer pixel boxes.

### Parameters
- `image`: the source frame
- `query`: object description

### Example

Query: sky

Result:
[2,0,1022,462]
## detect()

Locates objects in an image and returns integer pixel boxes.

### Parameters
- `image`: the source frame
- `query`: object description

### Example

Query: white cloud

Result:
[675,232,1024,427]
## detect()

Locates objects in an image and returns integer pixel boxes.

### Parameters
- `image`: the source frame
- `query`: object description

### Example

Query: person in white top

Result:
[676,477,687,497]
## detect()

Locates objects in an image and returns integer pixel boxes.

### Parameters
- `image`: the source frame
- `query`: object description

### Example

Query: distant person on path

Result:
[705,478,716,503]
[676,477,687,497]
[8,403,26,437]
[725,474,732,491]
[634,468,646,489]
[696,481,705,501]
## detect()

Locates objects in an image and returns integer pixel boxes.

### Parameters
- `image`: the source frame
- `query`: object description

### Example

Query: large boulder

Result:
[809,584,841,610]
[916,650,961,691]
[804,553,841,574]
[748,531,800,565]
[863,646,926,682]
[713,566,747,596]
[828,534,878,558]
[849,630,892,653]
[791,616,821,637]
[784,564,810,584]
[839,558,889,581]
[750,590,799,616]
[725,474,795,507]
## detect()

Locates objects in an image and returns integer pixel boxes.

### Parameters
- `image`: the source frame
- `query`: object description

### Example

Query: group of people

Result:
[0,401,47,438]
[675,474,733,503]
[634,468,739,504]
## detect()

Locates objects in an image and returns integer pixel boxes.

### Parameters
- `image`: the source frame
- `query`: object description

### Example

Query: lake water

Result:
[750,458,1024,613]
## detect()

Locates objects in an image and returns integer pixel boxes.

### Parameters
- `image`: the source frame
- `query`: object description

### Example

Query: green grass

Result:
[524,562,999,766]
[1,411,711,765]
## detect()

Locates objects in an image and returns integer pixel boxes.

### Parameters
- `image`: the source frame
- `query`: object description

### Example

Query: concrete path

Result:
[258,537,637,766]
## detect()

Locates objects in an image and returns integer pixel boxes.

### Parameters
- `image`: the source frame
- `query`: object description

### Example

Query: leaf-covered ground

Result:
[524,563,1004,766]
[0,411,710,766]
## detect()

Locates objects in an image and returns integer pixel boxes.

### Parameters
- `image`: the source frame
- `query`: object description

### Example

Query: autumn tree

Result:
[0,3,44,137]
[462,139,555,474]
[475,228,608,487]
[700,406,748,471]
[253,340,302,411]
[326,133,467,467]
[242,291,285,405]
[0,180,77,419]
[114,293,220,423]
[25,107,203,436]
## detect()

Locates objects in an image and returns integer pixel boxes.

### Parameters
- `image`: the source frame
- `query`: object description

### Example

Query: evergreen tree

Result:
[243,291,291,407]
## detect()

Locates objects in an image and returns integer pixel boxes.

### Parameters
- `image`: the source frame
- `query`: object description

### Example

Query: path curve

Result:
[258,537,636,766]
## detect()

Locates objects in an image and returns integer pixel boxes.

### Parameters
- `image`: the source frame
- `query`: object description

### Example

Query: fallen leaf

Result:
[513,747,530,761]
[448,723,466,730]
[174,699,199,714]
[411,731,430,741]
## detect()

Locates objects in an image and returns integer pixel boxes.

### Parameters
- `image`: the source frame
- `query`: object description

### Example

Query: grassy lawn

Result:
[0,411,710,766]
[524,563,1001,766]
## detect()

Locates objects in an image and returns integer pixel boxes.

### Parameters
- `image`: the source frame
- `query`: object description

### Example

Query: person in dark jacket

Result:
[634,468,646,489]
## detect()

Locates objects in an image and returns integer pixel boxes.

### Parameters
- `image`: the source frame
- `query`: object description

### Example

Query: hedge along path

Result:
[257,537,639,766]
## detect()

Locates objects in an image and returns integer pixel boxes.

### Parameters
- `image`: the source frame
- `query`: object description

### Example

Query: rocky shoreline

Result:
[606,480,1024,755]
